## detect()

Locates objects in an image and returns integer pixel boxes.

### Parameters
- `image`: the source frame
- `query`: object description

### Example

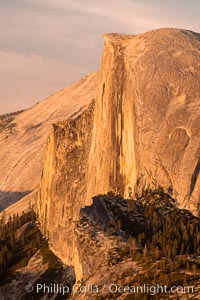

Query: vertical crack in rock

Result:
[190,157,200,194]
[110,40,125,195]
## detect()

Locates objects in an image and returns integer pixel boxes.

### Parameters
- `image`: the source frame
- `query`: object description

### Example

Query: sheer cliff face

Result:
[36,28,200,280]
[87,29,200,212]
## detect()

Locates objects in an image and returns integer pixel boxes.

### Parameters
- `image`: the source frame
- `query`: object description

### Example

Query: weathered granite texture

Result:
[36,28,200,281]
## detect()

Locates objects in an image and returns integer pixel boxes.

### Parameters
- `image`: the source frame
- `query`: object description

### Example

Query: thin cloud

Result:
[0,51,89,114]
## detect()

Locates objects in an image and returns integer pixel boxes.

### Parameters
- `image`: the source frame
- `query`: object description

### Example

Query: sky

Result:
[0,0,199,114]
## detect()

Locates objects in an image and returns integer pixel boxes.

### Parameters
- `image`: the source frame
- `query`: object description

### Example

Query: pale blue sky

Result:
[0,0,199,113]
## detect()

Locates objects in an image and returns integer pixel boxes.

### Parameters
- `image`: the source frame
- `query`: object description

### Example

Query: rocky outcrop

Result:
[37,101,95,280]
[0,72,98,210]
[72,192,200,299]
[36,28,200,282]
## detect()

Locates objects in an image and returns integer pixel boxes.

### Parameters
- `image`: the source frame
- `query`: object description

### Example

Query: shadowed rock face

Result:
[36,28,200,280]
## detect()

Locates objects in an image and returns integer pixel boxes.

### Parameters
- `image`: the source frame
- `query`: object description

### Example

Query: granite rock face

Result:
[36,29,200,280]
[87,29,200,213]
[37,101,95,280]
